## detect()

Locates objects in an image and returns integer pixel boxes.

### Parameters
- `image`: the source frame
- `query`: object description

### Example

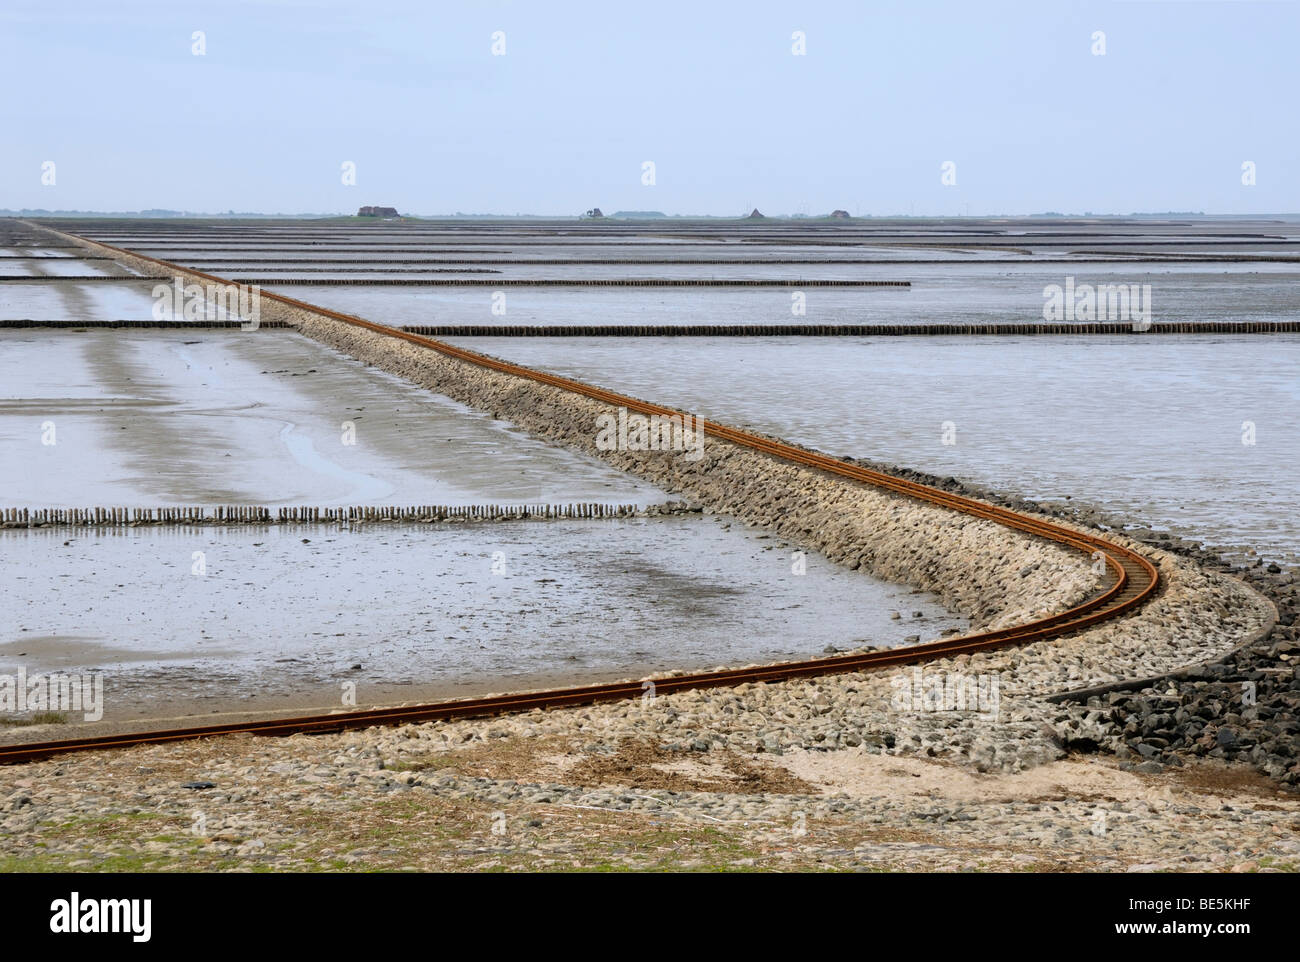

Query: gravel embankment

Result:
[27,224,1288,800]
[836,459,1298,788]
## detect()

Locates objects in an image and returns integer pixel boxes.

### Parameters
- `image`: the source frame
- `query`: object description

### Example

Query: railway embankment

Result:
[34,222,1103,635]
[267,297,1106,635]
[37,224,1283,782]
[839,458,1299,787]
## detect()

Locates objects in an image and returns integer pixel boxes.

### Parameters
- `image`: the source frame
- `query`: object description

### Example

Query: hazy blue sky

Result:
[2,0,1296,216]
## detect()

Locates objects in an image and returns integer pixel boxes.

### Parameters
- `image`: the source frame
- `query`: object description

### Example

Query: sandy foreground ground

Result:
[2,708,1297,873]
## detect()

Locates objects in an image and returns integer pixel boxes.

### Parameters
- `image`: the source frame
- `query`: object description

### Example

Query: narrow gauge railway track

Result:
[0,228,1161,766]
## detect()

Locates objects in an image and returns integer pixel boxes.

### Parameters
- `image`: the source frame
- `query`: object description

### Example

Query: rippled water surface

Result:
[449,334,1300,559]
[0,519,964,716]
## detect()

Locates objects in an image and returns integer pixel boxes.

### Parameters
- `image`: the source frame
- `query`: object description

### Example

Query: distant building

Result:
[358,206,399,218]
[582,207,604,219]
[747,208,765,219]
[830,209,851,219]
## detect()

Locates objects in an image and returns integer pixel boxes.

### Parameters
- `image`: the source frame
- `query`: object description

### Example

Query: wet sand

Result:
[0,329,666,507]
[0,518,966,730]
[451,334,1300,560]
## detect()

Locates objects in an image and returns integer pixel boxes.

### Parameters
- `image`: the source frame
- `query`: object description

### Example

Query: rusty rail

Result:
[0,226,1162,766]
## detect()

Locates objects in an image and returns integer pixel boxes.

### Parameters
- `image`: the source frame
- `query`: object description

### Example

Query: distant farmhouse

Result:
[747,208,765,219]
[357,206,400,218]
[830,209,851,219]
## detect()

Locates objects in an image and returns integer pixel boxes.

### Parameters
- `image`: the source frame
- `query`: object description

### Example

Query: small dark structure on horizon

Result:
[358,206,399,218]
[830,209,851,219]
[582,207,604,219]
[747,208,764,219]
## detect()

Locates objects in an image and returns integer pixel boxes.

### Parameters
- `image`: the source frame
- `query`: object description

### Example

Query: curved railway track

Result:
[0,227,1162,766]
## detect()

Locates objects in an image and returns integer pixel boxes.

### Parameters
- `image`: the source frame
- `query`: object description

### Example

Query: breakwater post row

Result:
[0,503,668,529]
[403,321,1300,337]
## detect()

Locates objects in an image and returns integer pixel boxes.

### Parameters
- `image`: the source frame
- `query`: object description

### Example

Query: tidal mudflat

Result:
[454,334,1300,560]
[0,329,665,507]
[0,517,965,724]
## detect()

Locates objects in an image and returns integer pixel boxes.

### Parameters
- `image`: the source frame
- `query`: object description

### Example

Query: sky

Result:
[2,0,1297,216]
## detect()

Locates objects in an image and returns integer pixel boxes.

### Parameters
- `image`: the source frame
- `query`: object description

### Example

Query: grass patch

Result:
[1,711,68,727]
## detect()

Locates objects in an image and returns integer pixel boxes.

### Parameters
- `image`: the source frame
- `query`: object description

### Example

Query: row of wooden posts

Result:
[401,321,1300,337]
[228,277,913,288]
[0,503,642,528]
